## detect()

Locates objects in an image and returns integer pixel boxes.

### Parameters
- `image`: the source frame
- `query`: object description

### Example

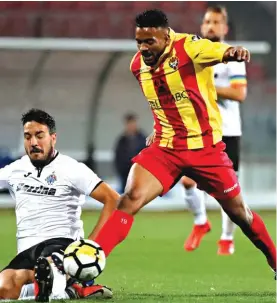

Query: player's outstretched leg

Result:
[219,194,276,272]
[94,163,163,257]
[218,208,236,255]
[181,177,211,251]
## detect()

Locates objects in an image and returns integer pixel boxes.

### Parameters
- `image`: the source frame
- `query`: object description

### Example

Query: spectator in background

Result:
[0,147,13,169]
[114,113,146,193]
[0,147,14,194]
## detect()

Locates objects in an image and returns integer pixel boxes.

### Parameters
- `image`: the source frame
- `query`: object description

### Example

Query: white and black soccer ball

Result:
[63,239,106,281]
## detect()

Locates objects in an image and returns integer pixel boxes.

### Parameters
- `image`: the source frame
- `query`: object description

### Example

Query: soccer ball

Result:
[63,239,106,281]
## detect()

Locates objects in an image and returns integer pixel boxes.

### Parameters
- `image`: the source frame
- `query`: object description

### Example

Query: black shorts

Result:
[1,238,74,271]
[222,136,240,172]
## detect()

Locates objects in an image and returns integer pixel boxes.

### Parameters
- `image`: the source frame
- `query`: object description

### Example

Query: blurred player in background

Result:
[0,109,115,301]
[93,9,276,277]
[114,113,146,193]
[183,6,247,255]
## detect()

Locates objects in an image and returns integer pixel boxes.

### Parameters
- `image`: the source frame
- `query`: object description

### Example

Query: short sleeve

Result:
[130,51,141,78]
[0,164,12,189]
[68,162,102,196]
[228,62,247,87]
[184,35,230,65]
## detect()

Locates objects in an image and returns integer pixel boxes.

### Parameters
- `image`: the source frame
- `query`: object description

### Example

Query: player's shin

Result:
[94,209,134,257]
[220,208,236,240]
[221,194,276,271]
[185,186,207,225]
[244,211,276,271]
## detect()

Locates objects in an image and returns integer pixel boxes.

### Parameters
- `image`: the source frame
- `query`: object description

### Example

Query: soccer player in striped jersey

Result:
[93,9,276,277]
[183,6,247,255]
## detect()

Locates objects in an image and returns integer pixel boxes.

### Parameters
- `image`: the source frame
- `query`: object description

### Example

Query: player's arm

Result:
[185,35,250,66]
[216,62,247,103]
[216,85,247,103]
[146,122,156,146]
[87,182,119,240]
[69,162,119,240]
[146,131,155,146]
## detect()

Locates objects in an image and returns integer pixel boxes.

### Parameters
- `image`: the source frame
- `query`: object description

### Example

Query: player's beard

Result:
[142,50,164,66]
[29,145,55,168]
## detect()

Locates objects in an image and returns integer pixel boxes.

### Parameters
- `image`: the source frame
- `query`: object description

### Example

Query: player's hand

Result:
[224,46,250,63]
[146,131,156,146]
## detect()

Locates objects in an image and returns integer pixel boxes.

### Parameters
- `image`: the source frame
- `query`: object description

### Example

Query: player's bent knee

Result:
[181,176,196,189]
[221,198,252,225]
[119,189,145,214]
[0,269,33,299]
[125,188,144,202]
[0,274,20,299]
[0,284,17,299]
[223,204,243,220]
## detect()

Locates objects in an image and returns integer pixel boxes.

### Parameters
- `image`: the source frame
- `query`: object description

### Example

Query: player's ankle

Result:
[220,235,234,241]
[194,215,208,225]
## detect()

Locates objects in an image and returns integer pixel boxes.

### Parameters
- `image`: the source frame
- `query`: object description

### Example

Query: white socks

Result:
[18,284,35,300]
[50,260,70,299]
[185,185,207,225]
[220,208,236,240]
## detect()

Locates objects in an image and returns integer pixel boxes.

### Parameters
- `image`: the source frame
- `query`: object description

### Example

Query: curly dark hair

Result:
[135,9,169,28]
[21,108,56,134]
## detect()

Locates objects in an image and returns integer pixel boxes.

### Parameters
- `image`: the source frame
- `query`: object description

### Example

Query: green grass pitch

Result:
[0,209,275,302]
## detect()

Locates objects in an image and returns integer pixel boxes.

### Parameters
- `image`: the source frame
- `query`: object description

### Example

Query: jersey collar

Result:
[48,150,59,166]
[163,28,176,57]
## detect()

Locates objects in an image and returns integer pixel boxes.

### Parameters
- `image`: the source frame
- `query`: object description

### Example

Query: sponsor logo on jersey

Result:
[148,86,191,110]
[16,183,56,196]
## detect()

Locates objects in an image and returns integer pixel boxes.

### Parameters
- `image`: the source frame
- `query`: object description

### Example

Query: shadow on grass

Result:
[11,291,276,303]
[129,291,276,298]
[106,291,276,301]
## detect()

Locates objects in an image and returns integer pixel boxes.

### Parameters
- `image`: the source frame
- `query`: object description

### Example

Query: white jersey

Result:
[0,152,102,253]
[214,61,247,137]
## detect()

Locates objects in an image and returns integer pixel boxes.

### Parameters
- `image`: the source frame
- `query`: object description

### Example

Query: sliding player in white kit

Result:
[0,109,117,301]
[183,6,247,254]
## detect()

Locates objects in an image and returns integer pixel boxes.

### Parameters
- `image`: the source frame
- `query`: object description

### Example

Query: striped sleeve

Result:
[130,53,137,71]
[228,61,247,87]
[184,34,230,66]
[130,51,141,75]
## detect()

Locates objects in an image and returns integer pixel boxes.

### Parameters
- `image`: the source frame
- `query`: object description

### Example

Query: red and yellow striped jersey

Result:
[130,29,230,150]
